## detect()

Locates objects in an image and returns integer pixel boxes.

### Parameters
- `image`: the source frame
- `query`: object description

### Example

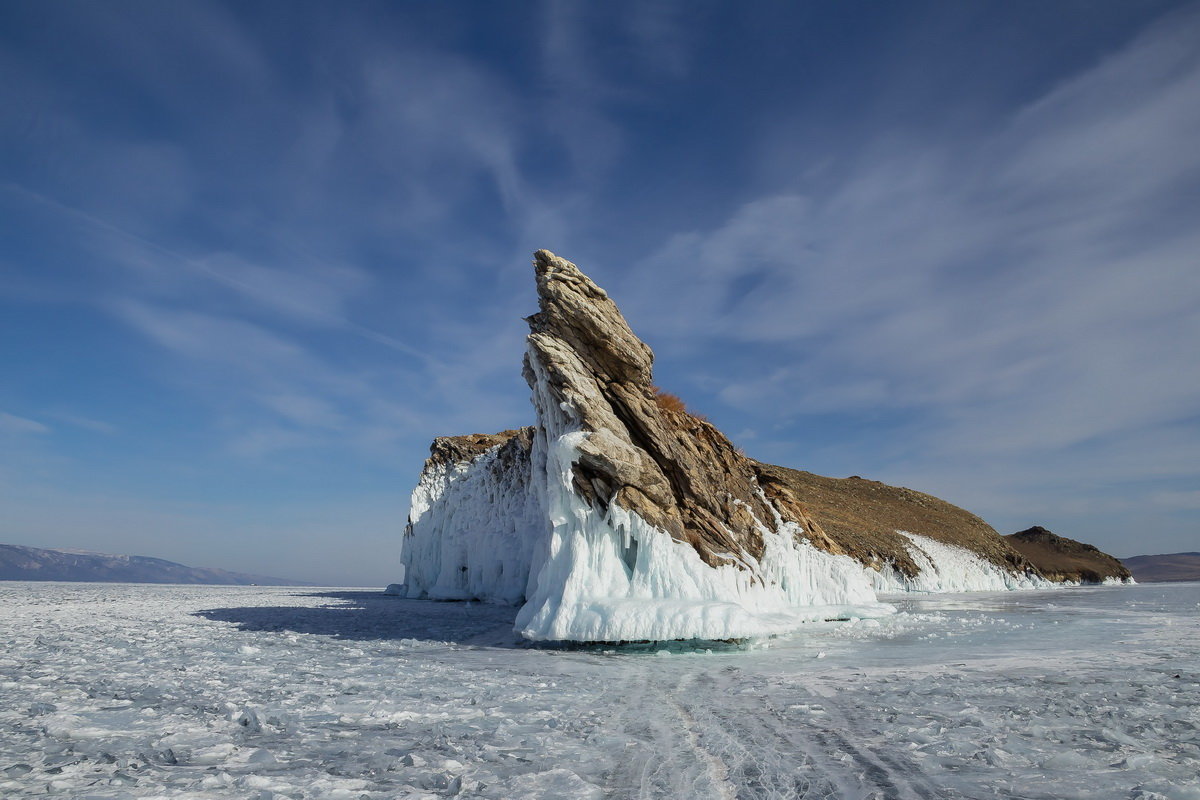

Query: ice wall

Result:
[400,440,545,605]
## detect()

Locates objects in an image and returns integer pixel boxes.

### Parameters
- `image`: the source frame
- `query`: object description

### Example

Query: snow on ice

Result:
[1,581,1197,799]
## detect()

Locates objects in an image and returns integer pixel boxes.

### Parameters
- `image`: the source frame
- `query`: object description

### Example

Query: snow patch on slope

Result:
[871,532,1051,593]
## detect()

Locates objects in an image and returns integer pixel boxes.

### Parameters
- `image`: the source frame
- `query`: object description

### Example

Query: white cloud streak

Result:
[0,411,49,435]
[625,7,1200,453]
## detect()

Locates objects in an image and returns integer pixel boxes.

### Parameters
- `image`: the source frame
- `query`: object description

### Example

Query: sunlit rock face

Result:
[1004,526,1133,584]
[399,251,1109,643]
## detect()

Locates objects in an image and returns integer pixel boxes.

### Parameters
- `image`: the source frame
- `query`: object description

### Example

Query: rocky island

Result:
[397,251,1128,643]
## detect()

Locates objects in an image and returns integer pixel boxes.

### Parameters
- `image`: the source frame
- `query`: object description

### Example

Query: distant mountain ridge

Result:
[0,544,313,586]
[1121,552,1200,583]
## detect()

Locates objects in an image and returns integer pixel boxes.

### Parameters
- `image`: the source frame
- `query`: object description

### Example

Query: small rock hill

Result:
[1004,526,1132,583]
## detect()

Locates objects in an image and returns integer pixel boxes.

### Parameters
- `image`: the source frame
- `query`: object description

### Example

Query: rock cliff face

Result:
[400,251,1117,643]
[524,251,776,570]
[1004,526,1133,584]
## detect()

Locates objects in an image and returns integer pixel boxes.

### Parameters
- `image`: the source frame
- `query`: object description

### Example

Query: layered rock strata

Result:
[400,251,1123,642]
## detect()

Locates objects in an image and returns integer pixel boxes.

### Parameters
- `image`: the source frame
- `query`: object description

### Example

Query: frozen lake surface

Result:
[1,581,1197,799]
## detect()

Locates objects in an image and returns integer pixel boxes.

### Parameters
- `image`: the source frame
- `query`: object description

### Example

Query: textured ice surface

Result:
[1,581,1197,799]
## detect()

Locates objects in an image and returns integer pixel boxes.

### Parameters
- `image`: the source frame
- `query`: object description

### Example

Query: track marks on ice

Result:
[601,664,950,800]
[773,692,948,800]
[669,683,739,800]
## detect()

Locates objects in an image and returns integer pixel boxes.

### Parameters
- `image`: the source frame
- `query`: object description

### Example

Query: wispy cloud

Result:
[626,6,1200,445]
[2,0,1195,573]
[107,298,391,454]
[610,6,1200,543]
[103,286,532,460]
[41,411,116,435]
[0,410,48,435]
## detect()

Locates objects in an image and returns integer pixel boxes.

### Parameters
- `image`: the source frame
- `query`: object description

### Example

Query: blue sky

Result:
[2,1,1197,586]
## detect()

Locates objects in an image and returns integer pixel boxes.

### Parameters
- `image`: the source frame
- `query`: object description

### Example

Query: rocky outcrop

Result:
[401,428,541,604]
[426,429,533,469]
[524,251,777,569]
[1004,526,1132,584]
[399,250,1112,642]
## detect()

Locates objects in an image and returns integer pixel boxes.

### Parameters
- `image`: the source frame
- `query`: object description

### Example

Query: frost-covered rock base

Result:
[871,533,1052,594]
[402,415,895,641]
[400,251,1118,643]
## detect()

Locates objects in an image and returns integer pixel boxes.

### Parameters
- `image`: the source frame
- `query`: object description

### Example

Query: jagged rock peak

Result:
[523,250,776,567]
[528,250,653,386]
[520,249,1036,576]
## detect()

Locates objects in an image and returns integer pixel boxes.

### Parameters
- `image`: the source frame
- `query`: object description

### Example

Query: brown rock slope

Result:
[753,464,1033,578]
[1004,526,1132,583]
[507,250,1040,579]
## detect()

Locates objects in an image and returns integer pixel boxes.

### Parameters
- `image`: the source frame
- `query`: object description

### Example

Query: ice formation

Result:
[401,396,892,641]
[510,407,887,642]
[401,430,542,605]
[870,533,1052,594]
[398,250,1109,643]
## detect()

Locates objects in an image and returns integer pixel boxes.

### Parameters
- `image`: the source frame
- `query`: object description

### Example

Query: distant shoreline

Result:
[0,543,317,587]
